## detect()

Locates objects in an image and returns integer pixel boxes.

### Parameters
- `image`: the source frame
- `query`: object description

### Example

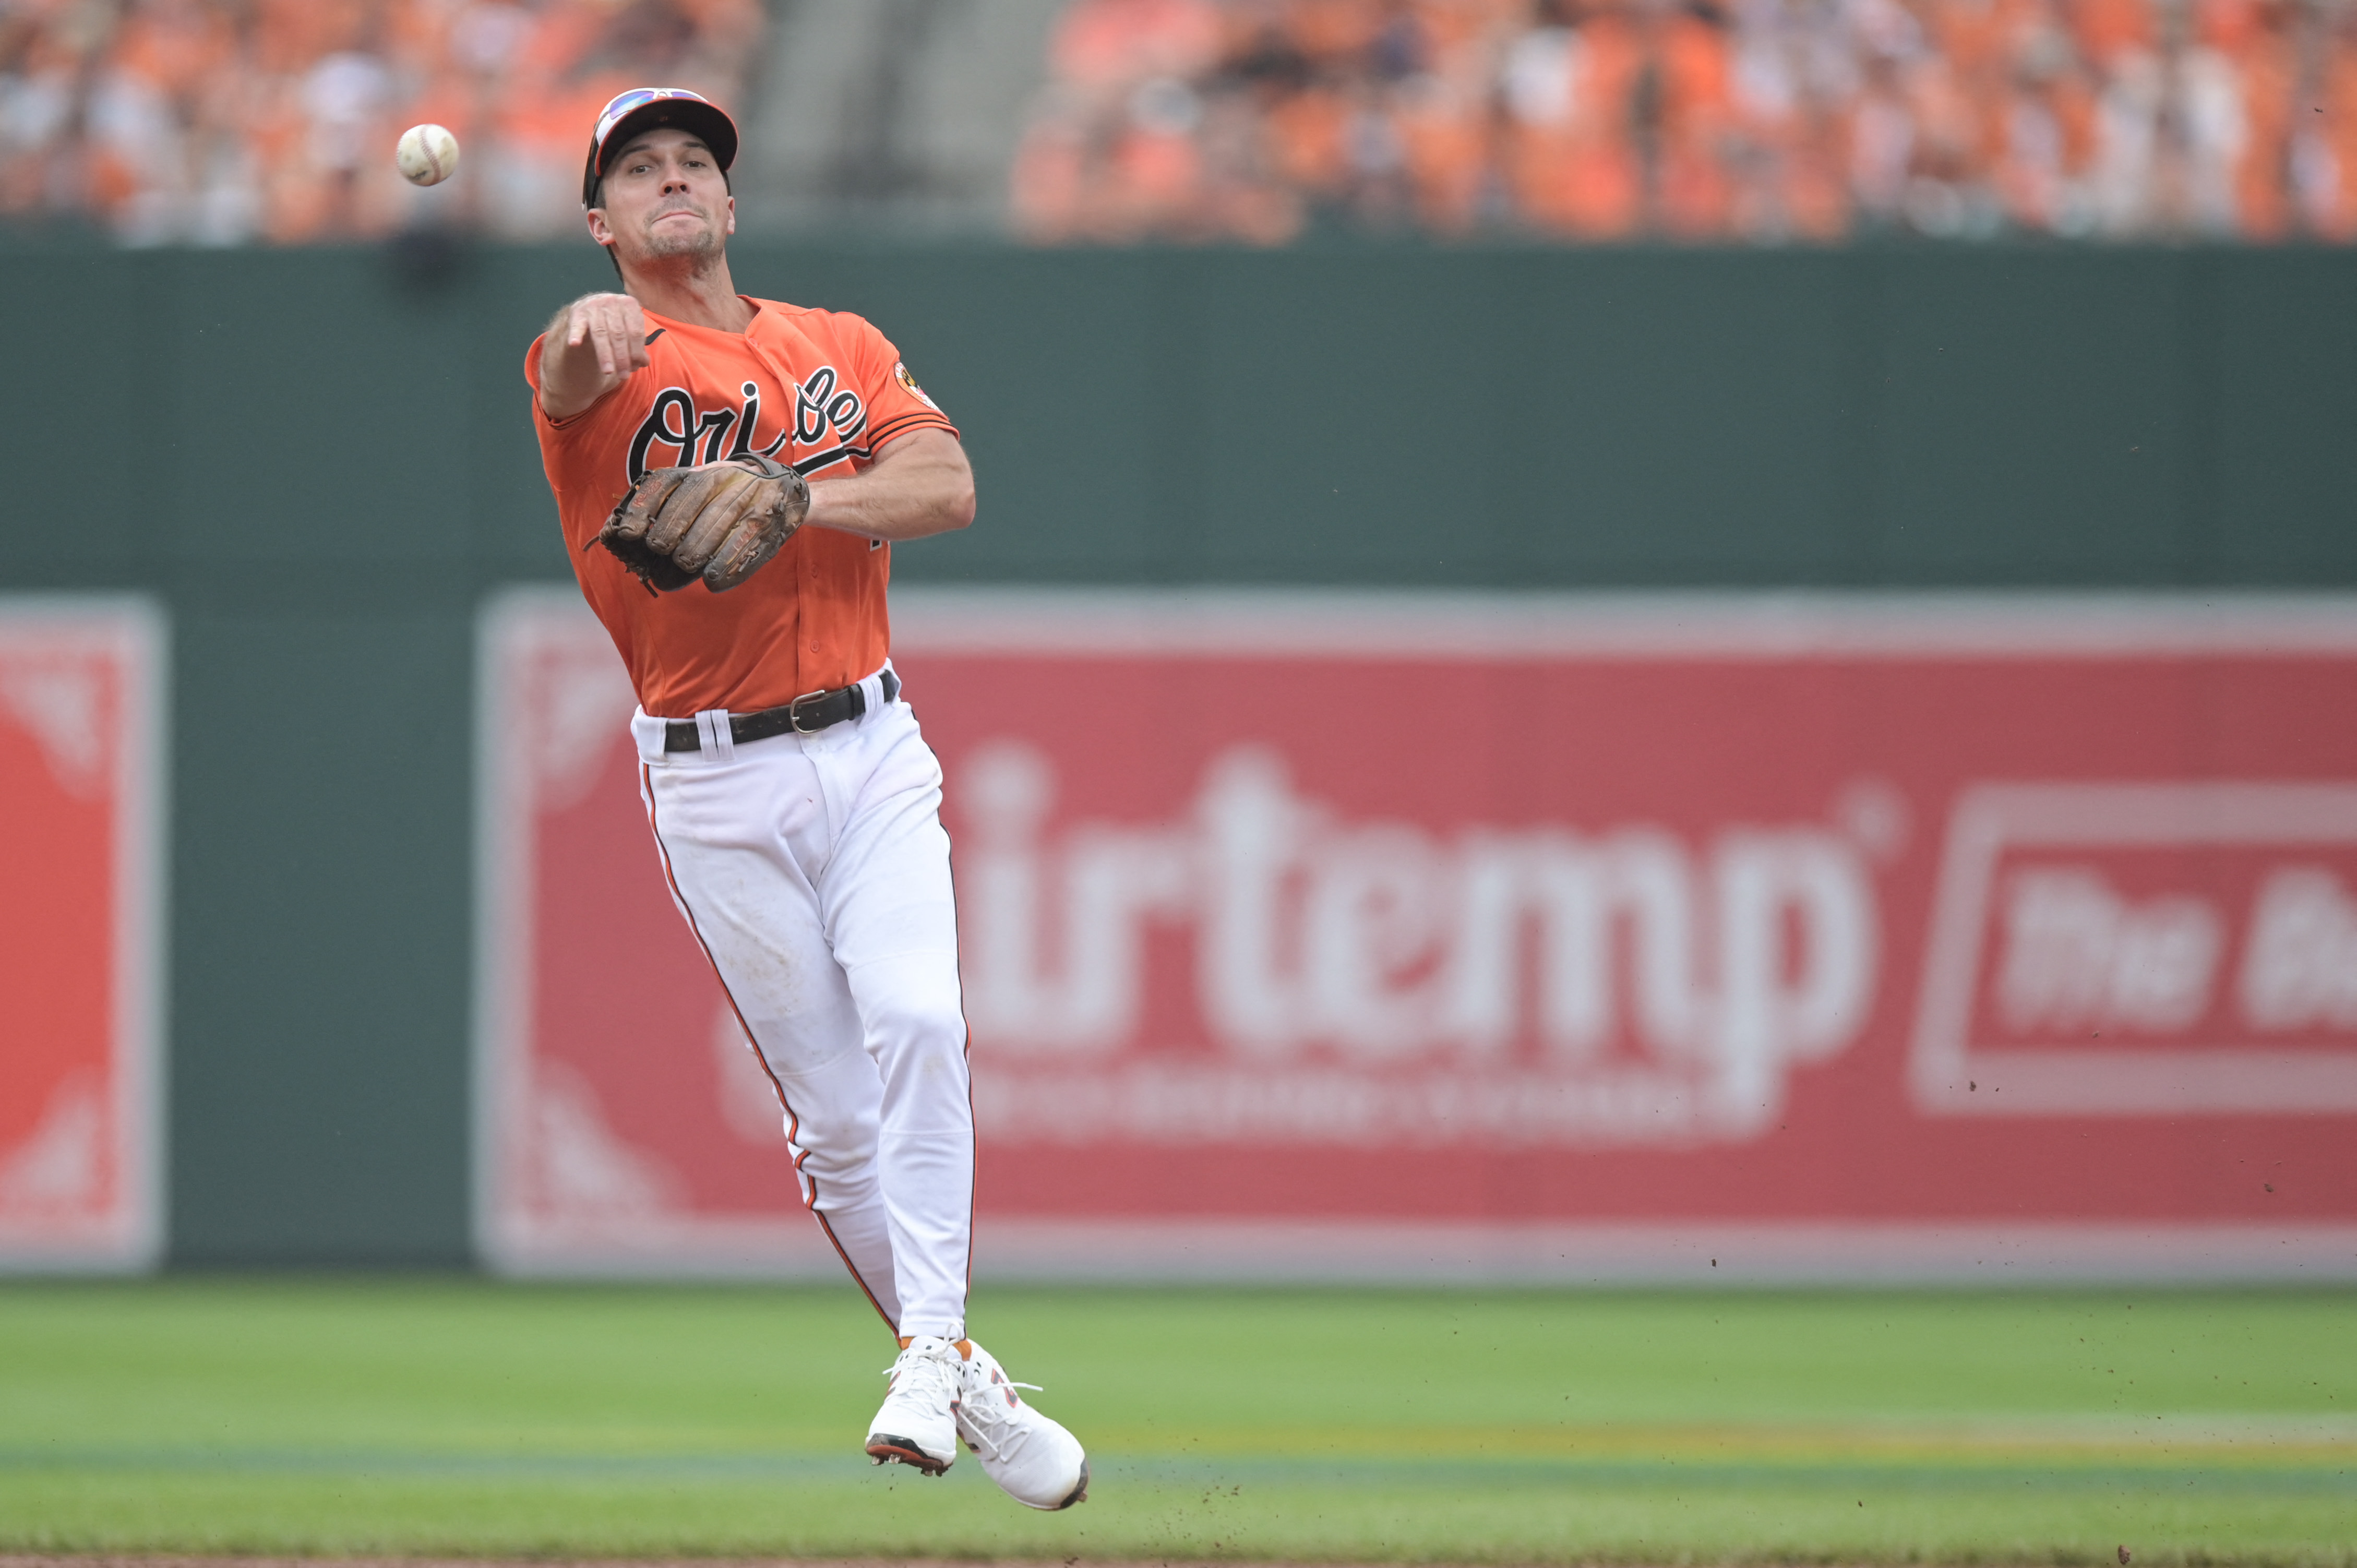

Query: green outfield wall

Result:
[3,241,2351,1266]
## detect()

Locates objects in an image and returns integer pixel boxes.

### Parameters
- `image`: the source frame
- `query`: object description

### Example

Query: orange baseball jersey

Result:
[527,296,958,718]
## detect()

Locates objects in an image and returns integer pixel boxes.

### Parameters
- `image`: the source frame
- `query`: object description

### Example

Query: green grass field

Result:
[0,1279,2350,1564]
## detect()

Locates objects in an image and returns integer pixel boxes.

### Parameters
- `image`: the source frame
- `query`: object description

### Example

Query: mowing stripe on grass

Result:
[3,1447,2351,1496]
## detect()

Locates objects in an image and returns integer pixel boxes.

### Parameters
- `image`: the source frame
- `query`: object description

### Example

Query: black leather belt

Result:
[664,669,899,753]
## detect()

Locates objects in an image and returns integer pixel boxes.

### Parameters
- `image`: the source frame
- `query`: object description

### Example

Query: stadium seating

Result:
[1010,0,2357,242]
[0,0,763,244]
[4,0,2350,245]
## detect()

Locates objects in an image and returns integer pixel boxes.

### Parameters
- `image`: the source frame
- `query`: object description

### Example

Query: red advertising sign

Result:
[476,590,2357,1279]
[0,598,164,1272]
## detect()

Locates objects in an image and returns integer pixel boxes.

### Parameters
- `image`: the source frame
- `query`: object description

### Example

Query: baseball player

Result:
[525,87,1086,1511]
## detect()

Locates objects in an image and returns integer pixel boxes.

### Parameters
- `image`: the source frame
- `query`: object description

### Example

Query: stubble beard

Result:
[629,205,724,274]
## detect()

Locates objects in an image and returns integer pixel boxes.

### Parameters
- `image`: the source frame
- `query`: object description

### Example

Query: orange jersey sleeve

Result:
[525,296,959,718]
[854,318,954,454]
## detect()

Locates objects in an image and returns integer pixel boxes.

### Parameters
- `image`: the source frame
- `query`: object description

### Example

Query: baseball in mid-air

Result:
[396,123,460,186]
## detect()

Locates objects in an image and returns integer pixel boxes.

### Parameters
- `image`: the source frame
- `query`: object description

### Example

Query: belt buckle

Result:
[787,688,831,734]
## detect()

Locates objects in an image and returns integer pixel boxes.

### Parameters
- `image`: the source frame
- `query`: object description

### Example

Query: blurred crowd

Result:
[0,0,760,245]
[1012,0,2357,242]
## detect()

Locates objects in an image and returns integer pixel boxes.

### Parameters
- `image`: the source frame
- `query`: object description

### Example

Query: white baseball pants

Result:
[630,664,972,1341]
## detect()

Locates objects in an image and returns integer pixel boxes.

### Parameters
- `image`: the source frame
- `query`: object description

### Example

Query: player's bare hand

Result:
[565,292,650,378]
[537,292,650,421]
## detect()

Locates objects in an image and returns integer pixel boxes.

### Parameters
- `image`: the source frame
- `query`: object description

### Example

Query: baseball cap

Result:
[581,88,739,207]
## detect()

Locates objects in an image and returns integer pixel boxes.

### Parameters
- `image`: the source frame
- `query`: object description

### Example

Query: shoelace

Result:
[954,1371,1044,1461]
[878,1344,961,1411]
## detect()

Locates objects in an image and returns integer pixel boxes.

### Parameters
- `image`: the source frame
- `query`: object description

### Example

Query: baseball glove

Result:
[595,453,810,594]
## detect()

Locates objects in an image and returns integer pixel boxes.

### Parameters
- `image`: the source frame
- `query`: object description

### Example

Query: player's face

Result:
[588,128,736,267]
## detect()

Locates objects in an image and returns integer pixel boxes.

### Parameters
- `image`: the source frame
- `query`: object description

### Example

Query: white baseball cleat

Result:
[953,1338,1090,1510]
[866,1335,961,1475]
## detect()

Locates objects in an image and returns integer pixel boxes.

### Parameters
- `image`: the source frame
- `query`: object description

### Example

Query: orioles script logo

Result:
[625,366,869,483]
